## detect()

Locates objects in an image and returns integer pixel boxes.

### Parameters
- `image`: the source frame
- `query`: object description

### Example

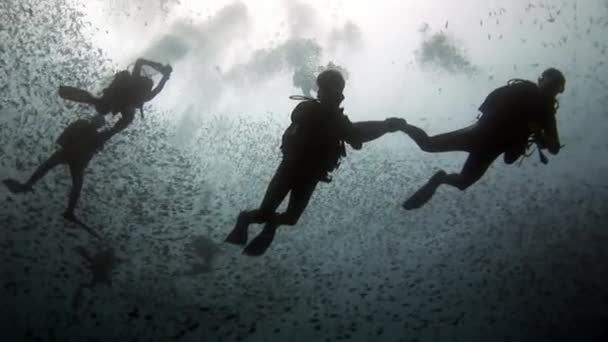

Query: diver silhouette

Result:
[58,58,172,140]
[225,69,408,256]
[402,68,565,210]
[3,116,107,221]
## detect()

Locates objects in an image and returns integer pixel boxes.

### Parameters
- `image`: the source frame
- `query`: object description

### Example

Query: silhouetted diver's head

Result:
[538,67,565,97]
[316,69,345,109]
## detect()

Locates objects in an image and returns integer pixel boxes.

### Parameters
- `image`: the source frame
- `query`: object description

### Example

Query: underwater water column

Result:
[1,0,607,341]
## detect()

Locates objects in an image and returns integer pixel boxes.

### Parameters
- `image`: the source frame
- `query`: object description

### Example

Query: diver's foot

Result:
[243,226,277,257]
[402,170,446,210]
[224,212,249,246]
[62,211,77,222]
[2,179,33,193]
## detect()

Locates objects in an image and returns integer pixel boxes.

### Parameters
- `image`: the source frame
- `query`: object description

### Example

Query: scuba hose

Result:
[289,95,317,102]
[518,137,547,166]
[518,135,564,166]
[520,137,547,165]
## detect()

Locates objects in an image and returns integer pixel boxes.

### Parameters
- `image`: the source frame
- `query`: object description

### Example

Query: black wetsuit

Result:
[57,71,149,142]
[22,120,105,215]
[406,80,560,189]
[402,80,561,209]
[26,74,148,216]
[226,99,407,254]
[225,99,386,255]
[245,100,363,228]
[94,71,150,140]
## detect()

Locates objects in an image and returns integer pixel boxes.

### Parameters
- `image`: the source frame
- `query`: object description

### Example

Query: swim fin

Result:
[2,179,32,193]
[402,170,446,210]
[243,225,277,256]
[224,212,249,246]
[58,86,95,104]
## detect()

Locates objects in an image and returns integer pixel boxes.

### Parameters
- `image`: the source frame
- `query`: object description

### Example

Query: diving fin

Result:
[242,225,277,256]
[224,212,250,246]
[58,86,95,104]
[2,179,32,194]
[402,170,446,210]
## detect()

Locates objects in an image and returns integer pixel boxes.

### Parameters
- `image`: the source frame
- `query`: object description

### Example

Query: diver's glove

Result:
[162,64,173,77]
[384,117,408,132]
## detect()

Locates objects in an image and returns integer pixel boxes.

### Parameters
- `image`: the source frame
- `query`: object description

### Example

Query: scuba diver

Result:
[3,116,107,221]
[58,57,172,140]
[225,69,408,256]
[3,59,172,221]
[401,67,565,210]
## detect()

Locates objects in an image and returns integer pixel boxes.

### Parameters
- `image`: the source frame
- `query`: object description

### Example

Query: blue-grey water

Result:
[1,1,607,341]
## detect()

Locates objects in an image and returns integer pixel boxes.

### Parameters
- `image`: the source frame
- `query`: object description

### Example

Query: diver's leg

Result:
[243,177,318,256]
[441,151,500,190]
[403,151,500,210]
[225,162,292,245]
[5,150,67,193]
[403,123,477,153]
[63,162,85,221]
[27,150,67,186]
[4,151,65,193]
[274,178,318,226]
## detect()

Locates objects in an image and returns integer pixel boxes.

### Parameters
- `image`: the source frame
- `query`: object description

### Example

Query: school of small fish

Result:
[1,1,608,341]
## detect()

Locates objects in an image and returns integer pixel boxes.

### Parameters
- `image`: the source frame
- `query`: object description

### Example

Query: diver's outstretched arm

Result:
[144,69,171,102]
[349,118,407,147]
[131,58,173,102]
[132,58,168,76]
